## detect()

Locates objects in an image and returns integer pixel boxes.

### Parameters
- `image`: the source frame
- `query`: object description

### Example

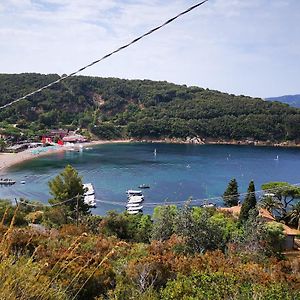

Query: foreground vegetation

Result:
[0,202,300,299]
[0,191,300,299]
[0,167,300,299]
[1,73,300,143]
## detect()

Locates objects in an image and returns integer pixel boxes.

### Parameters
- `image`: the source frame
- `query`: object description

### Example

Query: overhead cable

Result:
[17,181,300,209]
[0,0,209,110]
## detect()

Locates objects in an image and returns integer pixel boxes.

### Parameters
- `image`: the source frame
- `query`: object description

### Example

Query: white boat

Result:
[202,203,216,208]
[127,210,142,215]
[128,196,144,204]
[127,205,143,211]
[83,183,96,207]
[263,193,276,197]
[0,179,16,185]
[126,202,141,208]
[126,190,143,196]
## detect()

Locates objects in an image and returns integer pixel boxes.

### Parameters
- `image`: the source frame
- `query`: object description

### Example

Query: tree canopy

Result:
[223,178,239,207]
[239,180,257,223]
[1,73,300,142]
[48,165,90,219]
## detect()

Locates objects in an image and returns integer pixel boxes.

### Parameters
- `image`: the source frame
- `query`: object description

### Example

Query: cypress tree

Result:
[223,178,239,207]
[239,180,257,223]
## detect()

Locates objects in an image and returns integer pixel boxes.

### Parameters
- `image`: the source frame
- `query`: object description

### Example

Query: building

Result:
[220,205,300,250]
[48,129,69,139]
[62,134,88,143]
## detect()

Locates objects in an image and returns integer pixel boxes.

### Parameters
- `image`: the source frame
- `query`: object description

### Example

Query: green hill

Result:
[1,73,300,142]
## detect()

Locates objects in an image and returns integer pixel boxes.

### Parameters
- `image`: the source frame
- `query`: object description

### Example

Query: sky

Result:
[0,0,299,98]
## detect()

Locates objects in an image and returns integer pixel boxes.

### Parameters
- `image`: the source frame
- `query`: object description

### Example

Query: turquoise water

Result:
[1,143,300,215]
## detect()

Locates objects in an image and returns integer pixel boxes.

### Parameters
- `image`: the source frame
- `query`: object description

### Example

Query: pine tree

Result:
[223,178,239,207]
[239,180,257,223]
[48,165,90,220]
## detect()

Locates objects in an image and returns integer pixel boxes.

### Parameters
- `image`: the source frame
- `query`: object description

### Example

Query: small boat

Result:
[201,203,216,208]
[20,180,26,184]
[127,210,142,215]
[126,190,143,196]
[83,183,96,207]
[127,205,143,211]
[0,179,16,185]
[126,202,141,208]
[138,184,150,189]
[128,196,144,204]
[154,148,157,156]
[263,193,275,197]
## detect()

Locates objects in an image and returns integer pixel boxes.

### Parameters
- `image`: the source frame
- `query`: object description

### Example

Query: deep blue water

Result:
[0,143,300,215]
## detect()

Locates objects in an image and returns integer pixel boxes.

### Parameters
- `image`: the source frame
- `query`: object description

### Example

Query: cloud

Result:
[0,0,299,97]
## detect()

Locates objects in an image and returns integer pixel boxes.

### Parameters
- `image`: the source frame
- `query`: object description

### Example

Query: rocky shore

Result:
[134,137,300,147]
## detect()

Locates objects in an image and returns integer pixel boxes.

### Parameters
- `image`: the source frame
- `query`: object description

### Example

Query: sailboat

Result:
[274,155,279,161]
[154,148,157,156]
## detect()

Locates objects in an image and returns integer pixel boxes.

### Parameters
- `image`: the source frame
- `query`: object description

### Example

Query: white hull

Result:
[127,205,143,211]
[83,183,96,207]
[127,190,143,196]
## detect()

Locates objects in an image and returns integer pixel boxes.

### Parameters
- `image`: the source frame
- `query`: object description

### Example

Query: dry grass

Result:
[0,206,68,300]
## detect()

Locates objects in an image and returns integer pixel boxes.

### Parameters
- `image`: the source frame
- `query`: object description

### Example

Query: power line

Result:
[15,182,300,209]
[94,182,300,208]
[0,0,209,110]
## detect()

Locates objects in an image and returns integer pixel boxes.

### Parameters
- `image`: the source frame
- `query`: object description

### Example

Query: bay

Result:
[0,143,300,215]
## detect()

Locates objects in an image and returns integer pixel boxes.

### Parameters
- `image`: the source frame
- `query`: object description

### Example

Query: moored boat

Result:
[127,190,143,196]
[0,179,16,185]
[127,210,142,215]
[126,202,141,208]
[128,196,144,204]
[138,184,150,189]
[83,183,96,207]
[127,205,143,211]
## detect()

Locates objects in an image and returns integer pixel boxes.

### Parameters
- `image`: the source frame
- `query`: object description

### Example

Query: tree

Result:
[258,195,283,218]
[151,205,177,241]
[0,138,6,152]
[287,201,300,230]
[261,182,300,217]
[239,180,257,223]
[48,165,90,221]
[223,178,239,207]
[232,211,284,259]
[175,205,226,253]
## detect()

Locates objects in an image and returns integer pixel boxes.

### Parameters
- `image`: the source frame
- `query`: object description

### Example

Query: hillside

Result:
[266,94,300,108]
[1,73,300,142]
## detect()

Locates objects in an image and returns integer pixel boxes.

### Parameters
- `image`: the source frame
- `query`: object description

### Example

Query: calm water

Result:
[1,143,300,215]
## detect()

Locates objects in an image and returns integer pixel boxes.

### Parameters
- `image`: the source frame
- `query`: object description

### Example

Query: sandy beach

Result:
[0,140,130,175]
[1,137,299,175]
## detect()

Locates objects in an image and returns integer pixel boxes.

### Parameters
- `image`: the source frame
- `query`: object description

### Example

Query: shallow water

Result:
[1,143,300,215]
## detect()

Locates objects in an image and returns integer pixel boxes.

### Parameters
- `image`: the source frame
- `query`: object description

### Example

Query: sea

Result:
[0,143,300,215]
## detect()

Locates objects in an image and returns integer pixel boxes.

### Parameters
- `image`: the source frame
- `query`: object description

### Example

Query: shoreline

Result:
[0,140,130,175]
[133,137,300,148]
[1,138,300,174]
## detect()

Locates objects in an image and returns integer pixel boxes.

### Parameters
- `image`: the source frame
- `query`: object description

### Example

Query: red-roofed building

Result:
[220,205,300,250]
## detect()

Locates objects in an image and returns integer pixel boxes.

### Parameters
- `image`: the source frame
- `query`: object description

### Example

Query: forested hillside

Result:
[1,73,300,142]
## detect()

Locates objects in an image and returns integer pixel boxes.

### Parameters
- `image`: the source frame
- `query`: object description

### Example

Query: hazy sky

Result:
[0,0,299,98]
